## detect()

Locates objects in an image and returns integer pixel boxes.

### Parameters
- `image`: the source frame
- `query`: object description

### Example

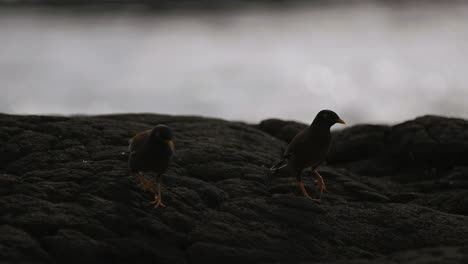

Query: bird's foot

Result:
[299,181,320,201]
[306,196,321,202]
[303,191,321,201]
[149,198,166,208]
[304,194,321,201]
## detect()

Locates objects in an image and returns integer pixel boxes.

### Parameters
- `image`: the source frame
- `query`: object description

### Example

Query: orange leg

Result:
[298,181,311,198]
[149,174,166,208]
[311,169,327,200]
[137,172,154,192]
[298,181,321,201]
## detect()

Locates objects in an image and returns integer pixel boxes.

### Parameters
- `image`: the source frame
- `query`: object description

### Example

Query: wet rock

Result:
[389,192,421,203]
[388,115,468,169]
[329,124,390,163]
[1,113,468,263]
[0,225,49,262]
[258,118,307,143]
[340,246,468,264]
[42,229,101,263]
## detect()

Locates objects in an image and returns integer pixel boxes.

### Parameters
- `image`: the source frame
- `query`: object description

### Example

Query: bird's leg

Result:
[137,172,154,192]
[298,180,311,198]
[311,169,327,199]
[298,180,321,201]
[150,174,166,208]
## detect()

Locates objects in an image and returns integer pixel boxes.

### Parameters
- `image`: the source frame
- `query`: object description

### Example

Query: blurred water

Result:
[1,4,468,125]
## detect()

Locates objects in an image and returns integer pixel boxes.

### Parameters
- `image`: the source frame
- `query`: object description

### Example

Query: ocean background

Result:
[2,2,468,125]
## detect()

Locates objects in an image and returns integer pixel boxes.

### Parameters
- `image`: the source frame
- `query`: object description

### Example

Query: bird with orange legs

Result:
[270,110,345,201]
[128,125,174,208]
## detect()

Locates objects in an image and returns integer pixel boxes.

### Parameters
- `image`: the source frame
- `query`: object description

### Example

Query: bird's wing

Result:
[128,130,151,153]
[270,129,306,171]
[283,129,306,158]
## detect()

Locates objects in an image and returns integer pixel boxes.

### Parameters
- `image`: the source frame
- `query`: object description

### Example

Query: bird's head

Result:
[312,110,346,128]
[151,125,174,149]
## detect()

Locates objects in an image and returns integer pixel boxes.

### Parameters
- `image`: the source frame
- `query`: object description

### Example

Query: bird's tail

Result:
[265,158,289,188]
[270,159,288,172]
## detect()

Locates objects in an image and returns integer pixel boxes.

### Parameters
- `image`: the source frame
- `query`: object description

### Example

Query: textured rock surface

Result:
[1,113,467,263]
[0,0,448,9]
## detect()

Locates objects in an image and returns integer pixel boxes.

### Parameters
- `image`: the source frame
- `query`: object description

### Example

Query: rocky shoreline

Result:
[1,113,467,263]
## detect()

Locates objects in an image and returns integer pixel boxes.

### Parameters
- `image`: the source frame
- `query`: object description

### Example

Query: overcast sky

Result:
[1,4,467,125]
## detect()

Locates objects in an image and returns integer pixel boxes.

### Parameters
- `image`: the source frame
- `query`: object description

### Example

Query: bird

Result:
[128,125,174,208]
[270,110,345,201]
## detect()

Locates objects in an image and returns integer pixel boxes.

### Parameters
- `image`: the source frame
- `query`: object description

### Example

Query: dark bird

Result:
[128,125,174,208]
[270,110,345,200]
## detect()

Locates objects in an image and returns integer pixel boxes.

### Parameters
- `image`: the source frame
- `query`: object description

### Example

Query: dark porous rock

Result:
[0,225,49,262]
[42,229,101,263]
[258,118,307,143]
[388,115,468,169]
[339,246,468,264]
[329,124,391,163]
[1,113,468,263]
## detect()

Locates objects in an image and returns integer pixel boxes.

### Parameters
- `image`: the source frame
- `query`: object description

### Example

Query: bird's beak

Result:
[166,140,175,150]
[337,118,346,125]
